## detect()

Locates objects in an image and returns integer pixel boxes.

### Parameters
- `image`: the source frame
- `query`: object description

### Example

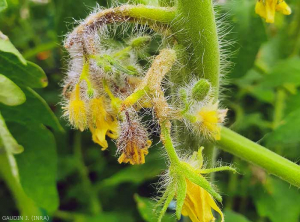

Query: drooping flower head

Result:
[156,147,233,222]
[182,178,224,222]
[255,0,292,23]
[117,111,151,165]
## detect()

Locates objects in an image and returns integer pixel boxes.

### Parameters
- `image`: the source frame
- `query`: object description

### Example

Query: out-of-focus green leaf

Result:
[0,74,25,106]
[0,32,26,64]
[0,113,23,154]
[266,108,300,146]
[252,177,300,222]
[9,122,59,213]
[285,92,300,115]
[0,87,63,132]
[0,0,7,12]
[258,57,300,88]
[98,149,165,188]
[224,209,251,222]
[234,69,275,103]
[256,36,281,73]
[233,112,270,132]
[134,194,175,222]
[0,51,48,88]
[224,0,266,78]
[249,85,274,103]
[243,58,300,103]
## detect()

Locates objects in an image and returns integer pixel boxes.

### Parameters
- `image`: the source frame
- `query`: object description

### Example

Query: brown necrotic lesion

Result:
[117,111,151,165]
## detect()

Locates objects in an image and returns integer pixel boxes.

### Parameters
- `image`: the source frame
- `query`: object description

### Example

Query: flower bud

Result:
[191,79,211,101]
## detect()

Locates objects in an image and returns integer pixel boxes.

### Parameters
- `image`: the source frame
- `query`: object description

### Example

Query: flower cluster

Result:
[62,5,232,222]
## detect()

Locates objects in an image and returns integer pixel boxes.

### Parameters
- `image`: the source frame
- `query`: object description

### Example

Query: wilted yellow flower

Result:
[117,112,151,165]
[89,97,118,150]
[182,179,224,222]
[255,0,292,23]
[118,140,151,164]
[68,84,87,131]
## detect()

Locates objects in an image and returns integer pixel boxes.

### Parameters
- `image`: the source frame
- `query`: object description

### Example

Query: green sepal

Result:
[158,184,176,222]
[179,161,222,202]
[175,175,186,220]
[200,166,237,174]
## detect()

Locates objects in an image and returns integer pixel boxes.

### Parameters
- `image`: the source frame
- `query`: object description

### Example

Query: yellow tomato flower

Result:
[255,0,292,23]
[182,179,224,222]
[68,84,87,131]
[195,104,227,140]
[89,97,119,150]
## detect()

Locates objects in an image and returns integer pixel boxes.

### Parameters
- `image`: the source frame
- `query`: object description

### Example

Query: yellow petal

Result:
[205,191,224,222]
[182,179,217,222]
[89,97,119,150]
[276,1,292,15]
[91,128,108,150]
[68,99,87,131]
[265,0,277,23]
[255,0,267,19]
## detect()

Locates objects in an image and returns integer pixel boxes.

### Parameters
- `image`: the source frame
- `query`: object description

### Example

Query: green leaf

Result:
[0,113,23,154]
[286,92,300,116]
[266,108,300,147]
[0,0,7,12]
[0,51,48,88]
[252,177,300,222]
[259,57,300,88]
[255,36,282,73]
[0,32,27,65]
[134,194,175,222]
[8,122,59,213]
[224,0,267,78]
[0,87,63,132]
[0,74,26,106]
[224,209,251,222]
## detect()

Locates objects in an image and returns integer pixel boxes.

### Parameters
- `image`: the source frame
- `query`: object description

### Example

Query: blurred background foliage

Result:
[0,0,300,221]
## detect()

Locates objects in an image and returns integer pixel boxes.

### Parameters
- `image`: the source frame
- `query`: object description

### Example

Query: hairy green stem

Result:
[174,0,220,96]
[125,5,175,24]
[218,127,300,188]
[160,122,180,164]
[174,0,221,174]
[66,5,176,48]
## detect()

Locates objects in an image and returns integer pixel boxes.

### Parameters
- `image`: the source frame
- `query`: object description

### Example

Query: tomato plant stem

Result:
[218,127,300,188]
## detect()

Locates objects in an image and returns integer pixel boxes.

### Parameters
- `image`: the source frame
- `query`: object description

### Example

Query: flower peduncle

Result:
[65,5,176,49]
